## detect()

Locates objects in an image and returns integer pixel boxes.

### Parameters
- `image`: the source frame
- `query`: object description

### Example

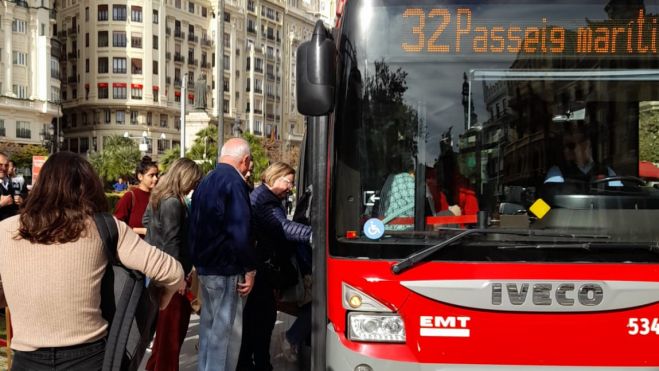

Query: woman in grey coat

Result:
[143,158,203,371]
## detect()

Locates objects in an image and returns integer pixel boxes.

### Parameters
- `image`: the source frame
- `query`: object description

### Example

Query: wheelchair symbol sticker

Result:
[363,218,385,240]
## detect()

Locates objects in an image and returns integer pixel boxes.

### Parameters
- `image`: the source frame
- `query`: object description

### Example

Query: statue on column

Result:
[194,75,207,109]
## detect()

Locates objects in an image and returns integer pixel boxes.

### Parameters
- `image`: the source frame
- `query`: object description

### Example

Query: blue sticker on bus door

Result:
[364,218,385,240]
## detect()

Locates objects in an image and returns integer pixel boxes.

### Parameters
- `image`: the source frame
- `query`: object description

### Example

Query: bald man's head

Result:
[219,137,252,178]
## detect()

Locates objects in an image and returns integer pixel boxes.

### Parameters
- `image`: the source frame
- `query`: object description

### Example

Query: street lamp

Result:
[40,123,63,154]
[124,131,166,155]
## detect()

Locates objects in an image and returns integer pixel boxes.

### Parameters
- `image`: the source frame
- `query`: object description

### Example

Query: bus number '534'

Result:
[627,318,659,335]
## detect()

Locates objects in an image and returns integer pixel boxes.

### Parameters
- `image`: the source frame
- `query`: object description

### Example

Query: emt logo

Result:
[419,316,471,338]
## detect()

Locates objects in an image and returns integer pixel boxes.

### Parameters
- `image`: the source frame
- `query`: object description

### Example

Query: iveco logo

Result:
[491,283,603,306]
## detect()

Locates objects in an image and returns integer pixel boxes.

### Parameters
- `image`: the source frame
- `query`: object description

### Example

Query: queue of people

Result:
[0,138,312,371]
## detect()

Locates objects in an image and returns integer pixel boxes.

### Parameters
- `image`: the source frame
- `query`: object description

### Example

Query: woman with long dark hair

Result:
[143,158,203,371]
[0,152,184,371]
[114,156,159,236]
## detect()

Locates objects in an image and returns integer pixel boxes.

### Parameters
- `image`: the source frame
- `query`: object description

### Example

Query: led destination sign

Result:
[401,8,658,55]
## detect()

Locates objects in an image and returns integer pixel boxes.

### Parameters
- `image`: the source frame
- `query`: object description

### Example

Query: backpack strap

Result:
[94,212,119,325]
[94,212,119,265]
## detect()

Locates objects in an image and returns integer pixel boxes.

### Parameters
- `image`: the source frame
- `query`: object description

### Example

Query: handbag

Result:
[263,251,299,290]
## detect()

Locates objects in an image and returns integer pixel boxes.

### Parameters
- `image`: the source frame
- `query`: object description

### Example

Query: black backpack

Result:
[94,212,160,371]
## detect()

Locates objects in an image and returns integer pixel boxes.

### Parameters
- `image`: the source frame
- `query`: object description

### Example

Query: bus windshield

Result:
[332,0,659,260]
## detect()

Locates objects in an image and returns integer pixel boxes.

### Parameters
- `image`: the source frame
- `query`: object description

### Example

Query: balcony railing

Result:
[49,8,57,20]
[67,76,77,83]
[68,52,77,60]
[174,53,184,63]
[68,28,76,37]
[188,34,198,43]
[201,38,212,47]
[201,61,210,68]
[187,58,197,66]
[57,30,67,38]
[174,78,182,87]
[187,81,195,89]
[174,30,185,39]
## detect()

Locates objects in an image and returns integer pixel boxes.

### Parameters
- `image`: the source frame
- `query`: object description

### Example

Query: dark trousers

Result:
[237,279,277,371]
[11,338,105,371]
[145,292,192,371]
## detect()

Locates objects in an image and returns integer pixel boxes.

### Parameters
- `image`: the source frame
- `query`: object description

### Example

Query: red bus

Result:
[295,0,659,369]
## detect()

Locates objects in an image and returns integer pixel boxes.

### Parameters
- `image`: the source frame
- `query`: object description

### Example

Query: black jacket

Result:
[250,184,312,265]
[143,197,192,274]
[0,179,24,221]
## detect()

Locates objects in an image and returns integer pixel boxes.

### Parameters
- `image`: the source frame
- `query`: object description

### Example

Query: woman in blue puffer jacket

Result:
[237,162,311,371]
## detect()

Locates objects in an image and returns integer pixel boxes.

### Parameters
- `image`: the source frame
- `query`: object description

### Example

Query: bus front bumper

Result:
[326,324,659,371]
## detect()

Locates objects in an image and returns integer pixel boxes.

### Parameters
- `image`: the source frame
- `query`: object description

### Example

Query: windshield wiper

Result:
[391,228,611,274]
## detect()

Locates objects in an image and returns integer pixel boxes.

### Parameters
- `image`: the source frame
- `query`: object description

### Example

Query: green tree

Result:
[187,125,218,174]
[89,135,141,183]
[243,132,269,182]
[8,145,49,169]
[159,146,182,173]
[639,108,659,163]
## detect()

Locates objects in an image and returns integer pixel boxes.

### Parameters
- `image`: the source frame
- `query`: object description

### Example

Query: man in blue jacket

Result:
[189,137,257,371]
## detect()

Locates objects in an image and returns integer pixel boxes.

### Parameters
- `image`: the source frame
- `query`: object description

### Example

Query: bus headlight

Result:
[347,313,406,343]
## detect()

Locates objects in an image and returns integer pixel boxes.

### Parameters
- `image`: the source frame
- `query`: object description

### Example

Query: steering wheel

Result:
[590,176,646,186]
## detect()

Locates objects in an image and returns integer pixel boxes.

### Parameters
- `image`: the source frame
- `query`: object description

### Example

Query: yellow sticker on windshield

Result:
[529,199,551,219]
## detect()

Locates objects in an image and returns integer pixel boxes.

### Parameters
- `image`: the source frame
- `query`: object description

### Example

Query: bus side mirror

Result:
[297,20,336,116]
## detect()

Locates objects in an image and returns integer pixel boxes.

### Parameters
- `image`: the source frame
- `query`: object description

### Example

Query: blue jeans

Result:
[11,338,105,371]
[198,275,245,371]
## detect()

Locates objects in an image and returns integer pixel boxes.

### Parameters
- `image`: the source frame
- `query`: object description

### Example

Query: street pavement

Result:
[139,311,307,371]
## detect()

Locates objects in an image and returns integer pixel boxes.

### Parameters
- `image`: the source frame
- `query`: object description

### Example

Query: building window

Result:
[80,137,89,153]
[153,60,158,75]
[131,33,142,48]
[153,89,159,102]
[157,138,169,154]
[130,111,139,124]
[153,10,159,24]
[153,35,158,49]
[223,55,230,70]
[160,115,168,128]
[113,57,127,73]
[202,7,207,17]
[131,58,142,74]
[98,85,109,98]
[0,120,5,137]
[12,19,26,33]
[113,5,127,21]
[12,51,27,65]
[104,109,111,123]
[85,58,89,73]
[131,6,142,22]
[113,85,127,99]
[113,31,127,47]
[115,111,125,124]
[147,112,152,126]
[16,121,31,138]
[98,57,108,73]
[175,0,181,9]
[188,2,194,13]
[85,32,89,47]
[98,31,108,47]
[174,116,180,130]
[51,86,60,102]
[12,85,28,98]
[131,87,143,99]
[98,5,108,21]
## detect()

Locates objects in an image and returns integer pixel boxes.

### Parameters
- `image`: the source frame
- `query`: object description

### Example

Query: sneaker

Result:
[280,332,298,362]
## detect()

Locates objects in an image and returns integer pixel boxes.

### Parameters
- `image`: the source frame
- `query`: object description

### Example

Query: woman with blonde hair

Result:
[0,152,184,370]
[237,161,312,370]
[143,158,204,371]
